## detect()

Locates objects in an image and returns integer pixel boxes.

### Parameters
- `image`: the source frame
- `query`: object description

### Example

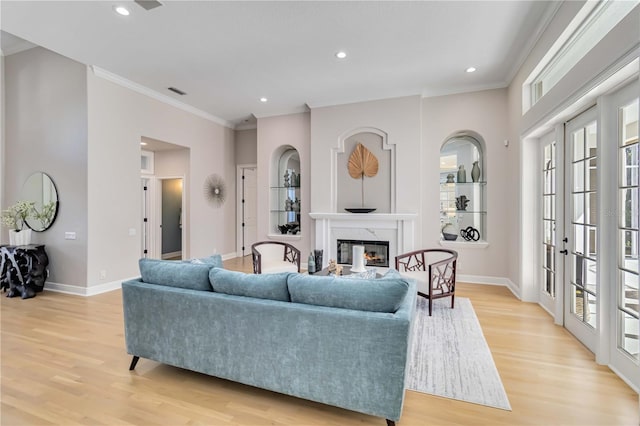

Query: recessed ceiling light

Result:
[466,67,476,73]
[335,51,347,59]
[114,5,130,16]
[260,97,268,103]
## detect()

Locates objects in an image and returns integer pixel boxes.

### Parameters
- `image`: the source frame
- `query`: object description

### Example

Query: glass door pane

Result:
[617,97,639,361]
[564,107,599,353]
[542,135,557,299]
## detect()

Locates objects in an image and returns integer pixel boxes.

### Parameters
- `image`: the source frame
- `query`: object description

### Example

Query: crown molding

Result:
[421,81,507,99]
[504,1,563,86]
[90,66,235,129]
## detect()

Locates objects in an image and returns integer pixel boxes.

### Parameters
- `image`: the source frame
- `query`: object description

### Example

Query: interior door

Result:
[564,107,599,352]
[141,178,150,258]
[242,167,258,256]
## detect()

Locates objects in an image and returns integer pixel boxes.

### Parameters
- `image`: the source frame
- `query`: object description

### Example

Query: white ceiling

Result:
[0,1,558,128]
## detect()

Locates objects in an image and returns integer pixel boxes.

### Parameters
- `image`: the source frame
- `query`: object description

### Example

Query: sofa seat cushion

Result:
[209,268,291,302]
[139,258,212,291]
[260,260,299,274]
[287,269,409,313]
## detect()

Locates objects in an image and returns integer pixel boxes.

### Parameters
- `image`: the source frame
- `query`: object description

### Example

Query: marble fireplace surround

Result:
[309,213,417,270]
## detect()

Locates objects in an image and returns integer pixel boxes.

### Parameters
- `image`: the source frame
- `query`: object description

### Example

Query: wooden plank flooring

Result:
[1,255,638,425]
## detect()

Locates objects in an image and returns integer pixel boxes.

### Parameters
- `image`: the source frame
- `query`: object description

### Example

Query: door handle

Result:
[559,249,568,255]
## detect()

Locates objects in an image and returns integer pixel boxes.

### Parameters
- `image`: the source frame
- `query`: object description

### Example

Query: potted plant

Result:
[1,200,35,246]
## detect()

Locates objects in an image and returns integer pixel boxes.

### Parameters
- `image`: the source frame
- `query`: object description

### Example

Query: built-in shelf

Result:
[439,240,489,249]
[440,134,486,243]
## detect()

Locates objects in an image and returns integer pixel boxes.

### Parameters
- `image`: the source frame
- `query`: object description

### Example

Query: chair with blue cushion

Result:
[395,248,458,316]
[251,241,300,274]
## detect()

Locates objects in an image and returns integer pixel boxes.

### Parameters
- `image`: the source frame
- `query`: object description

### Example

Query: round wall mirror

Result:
[22,172,59,232]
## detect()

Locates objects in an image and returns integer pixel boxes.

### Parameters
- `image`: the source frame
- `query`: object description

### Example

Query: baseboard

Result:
[161,251,182,260]
[607,364,639,394]
[221,252,237,261]
[457,274,521,300]
[45,276,137,297]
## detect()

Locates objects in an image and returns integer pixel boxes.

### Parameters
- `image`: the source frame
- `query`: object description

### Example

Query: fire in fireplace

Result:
[337,239,390,267]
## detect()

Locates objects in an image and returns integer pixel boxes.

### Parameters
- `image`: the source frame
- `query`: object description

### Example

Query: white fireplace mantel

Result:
[309,212,417,269]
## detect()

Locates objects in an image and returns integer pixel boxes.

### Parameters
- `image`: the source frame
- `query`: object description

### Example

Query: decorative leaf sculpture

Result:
[348,143,379,179]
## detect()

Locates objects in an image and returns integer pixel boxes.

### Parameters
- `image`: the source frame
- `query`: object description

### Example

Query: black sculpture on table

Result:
[0,245,49,299]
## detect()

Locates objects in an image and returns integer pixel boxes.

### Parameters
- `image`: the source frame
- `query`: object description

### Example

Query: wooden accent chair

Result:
[251,241,301,274]
[395,248,458,316]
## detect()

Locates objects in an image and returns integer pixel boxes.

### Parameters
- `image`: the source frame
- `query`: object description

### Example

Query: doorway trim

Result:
[153,175,187,260]
[237,164,257,258]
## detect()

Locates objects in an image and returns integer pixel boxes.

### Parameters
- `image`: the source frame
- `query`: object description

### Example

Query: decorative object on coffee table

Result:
[307,251,316,274]
[314,249,323,271]
[0,244,49,299]
[203,174,226,207]
[346,142,378,213]
[351,245,367,273]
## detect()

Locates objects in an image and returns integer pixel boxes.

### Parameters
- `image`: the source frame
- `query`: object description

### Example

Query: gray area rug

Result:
[406,296,512,410]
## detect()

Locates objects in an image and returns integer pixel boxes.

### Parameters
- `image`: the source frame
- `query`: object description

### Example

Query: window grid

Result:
[542,142,557,297]
[570,122,598,327]
[617,98,639,360]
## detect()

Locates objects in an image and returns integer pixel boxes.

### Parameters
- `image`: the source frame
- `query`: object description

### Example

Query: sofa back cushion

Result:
[139,258,212,291]
[209,268,291,302]
[187,254,223,268]
[287,270,409,313]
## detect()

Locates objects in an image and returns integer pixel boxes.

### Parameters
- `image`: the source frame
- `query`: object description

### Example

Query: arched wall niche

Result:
[440,130,486,180]
[331,127,396,213]
[439,130,487,243]
[270,144,301,235]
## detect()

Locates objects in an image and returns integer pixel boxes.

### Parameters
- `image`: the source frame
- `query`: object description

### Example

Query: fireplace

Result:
[337,239,390,267]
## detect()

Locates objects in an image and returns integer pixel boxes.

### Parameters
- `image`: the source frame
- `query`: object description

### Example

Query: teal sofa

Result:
[122,257,416,425]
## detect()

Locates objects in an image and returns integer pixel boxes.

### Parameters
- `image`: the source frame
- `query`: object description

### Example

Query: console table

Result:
[0,244,49,299]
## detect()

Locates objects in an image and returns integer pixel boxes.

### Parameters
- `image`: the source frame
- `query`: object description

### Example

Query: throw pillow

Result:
[209,268,291,302]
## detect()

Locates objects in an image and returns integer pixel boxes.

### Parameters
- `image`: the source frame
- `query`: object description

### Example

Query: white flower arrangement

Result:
[1,201,36,231]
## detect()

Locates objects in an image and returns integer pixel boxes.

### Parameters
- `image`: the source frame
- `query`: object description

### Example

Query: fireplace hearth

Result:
[337,239,389,267]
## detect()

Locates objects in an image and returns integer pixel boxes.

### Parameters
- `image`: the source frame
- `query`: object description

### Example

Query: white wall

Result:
[256,113,310,256]
[235,128,257,165]
[87,70,235,288]
[310,95,423,216]
[4,47,89,286]
[422,89,510,279]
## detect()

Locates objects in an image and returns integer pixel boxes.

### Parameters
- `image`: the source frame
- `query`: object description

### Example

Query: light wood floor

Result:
[1,255,638,425]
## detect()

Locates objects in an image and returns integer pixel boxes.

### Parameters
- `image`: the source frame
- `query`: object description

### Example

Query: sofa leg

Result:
[129,355,140,371]
[386,420,396,426]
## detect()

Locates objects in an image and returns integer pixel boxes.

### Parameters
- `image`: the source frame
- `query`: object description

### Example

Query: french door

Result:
[609,80,639,387]
[564,107,599,352]
[535,79,639,388]
[540,131,559,316]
